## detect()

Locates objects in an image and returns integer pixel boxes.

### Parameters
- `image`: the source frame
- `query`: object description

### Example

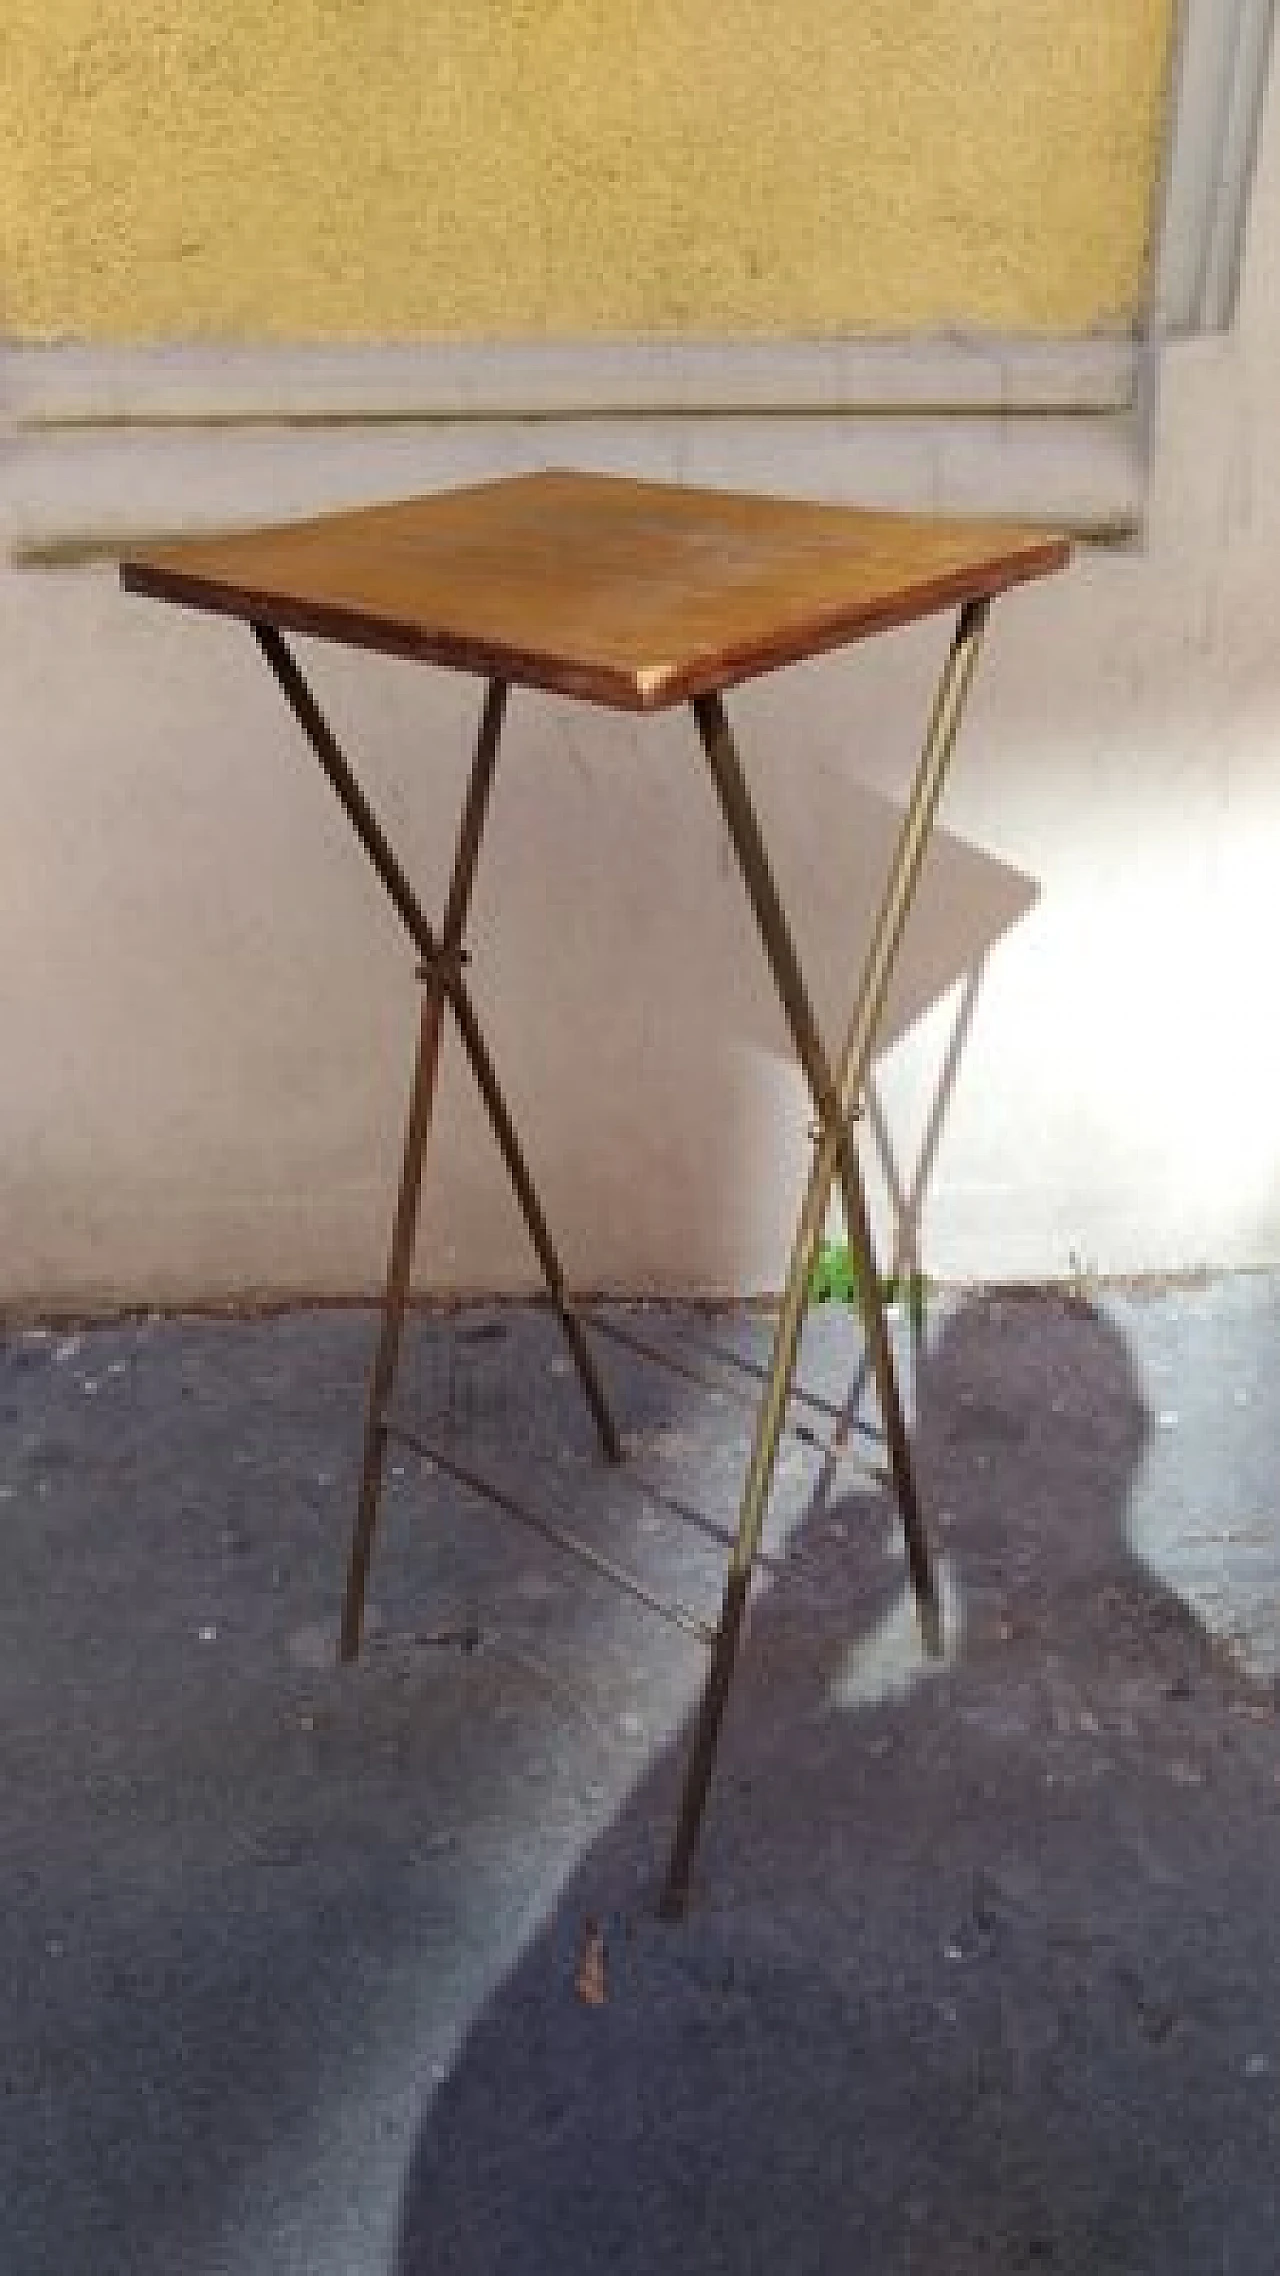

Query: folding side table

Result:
[121,472,1069,1912]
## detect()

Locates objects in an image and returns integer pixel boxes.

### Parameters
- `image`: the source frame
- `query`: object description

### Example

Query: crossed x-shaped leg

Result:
[663,598,988,1909]
[252,597,990,1913]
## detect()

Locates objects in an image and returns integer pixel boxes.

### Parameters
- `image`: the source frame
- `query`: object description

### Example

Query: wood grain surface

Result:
[121,471,1070,710]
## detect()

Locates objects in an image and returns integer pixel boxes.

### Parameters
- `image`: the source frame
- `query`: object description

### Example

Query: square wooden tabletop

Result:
[120,470,1070,712]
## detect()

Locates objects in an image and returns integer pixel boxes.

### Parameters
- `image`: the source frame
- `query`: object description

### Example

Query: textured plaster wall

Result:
[3,0,1173,340]
[8,163,1280,1314]
[11,6,1280,1309]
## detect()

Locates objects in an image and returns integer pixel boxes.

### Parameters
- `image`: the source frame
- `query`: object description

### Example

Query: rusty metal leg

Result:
[252,624,620,1475]
[662,601,988,1915]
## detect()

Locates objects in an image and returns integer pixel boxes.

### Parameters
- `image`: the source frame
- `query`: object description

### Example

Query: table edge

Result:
[119,531,1071,712]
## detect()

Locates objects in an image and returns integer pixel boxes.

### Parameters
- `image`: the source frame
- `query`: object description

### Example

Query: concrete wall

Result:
[3,1,1171,338]
[6,12,1280,1310]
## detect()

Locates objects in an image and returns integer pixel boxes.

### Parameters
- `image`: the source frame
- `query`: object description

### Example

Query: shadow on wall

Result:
[504,684,1039,1290]
[0,575,1037,1303]
[394,1293,1279,2276]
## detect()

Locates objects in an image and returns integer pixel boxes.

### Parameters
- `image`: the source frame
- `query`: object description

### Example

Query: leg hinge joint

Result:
[417,940,470,995]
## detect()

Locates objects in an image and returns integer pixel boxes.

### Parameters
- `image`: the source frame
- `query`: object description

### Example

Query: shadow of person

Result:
[394,1293,1279,2276]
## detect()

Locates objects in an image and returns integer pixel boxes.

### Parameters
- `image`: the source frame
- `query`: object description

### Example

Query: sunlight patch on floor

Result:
[827,1555,962,1712]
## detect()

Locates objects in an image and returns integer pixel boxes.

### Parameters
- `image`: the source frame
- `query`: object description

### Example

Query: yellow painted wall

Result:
[2,2,1175,341]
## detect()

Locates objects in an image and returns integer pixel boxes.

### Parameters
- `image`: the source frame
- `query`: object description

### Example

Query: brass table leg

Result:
[341,678,506,1662]
[662,599,988,1916]
[252,631,620,1655]
[693,689,938,1633]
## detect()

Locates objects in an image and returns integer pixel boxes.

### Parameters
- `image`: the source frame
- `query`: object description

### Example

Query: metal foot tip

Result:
[657,1876,690,1924]
[918,1589,944,1660]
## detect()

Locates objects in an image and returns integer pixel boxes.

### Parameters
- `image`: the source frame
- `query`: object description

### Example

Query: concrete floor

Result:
[2,1282,1277,2274]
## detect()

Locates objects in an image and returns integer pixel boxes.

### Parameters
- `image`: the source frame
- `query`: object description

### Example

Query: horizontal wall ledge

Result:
[4,333,1140,429]
[3,412,1148,566]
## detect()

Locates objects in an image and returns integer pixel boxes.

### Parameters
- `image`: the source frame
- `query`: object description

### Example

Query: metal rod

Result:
[674,1312,878,1437]
[817,608,988,1548]
[253,621,437,953]
[622,1476,788,1575]
[442,679,508,941]
[386,1402,791,1573]
[339,678,508,1661]
[694,695,844,1130]
[446,995,621,1463]
[658,1566,751,1919]
[663,601,989,1916]
[864,956,986,1285]
[251,624,621,1481]
[838,1141,936,1620]
[694,683,938,1622]
[837,602,989,1114]
[385,1423,712,1644]
[583,1308,888,1478]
